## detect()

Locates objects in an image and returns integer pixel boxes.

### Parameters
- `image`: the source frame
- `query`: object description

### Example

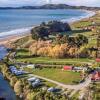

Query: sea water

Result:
[0,9,95,38]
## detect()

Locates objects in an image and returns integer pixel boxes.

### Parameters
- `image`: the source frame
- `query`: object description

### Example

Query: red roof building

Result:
[96,58,100,62]
[63,66,72,71]
[91,71,100,81]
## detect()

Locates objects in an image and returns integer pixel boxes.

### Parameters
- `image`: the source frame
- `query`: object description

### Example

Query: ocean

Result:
[0,9,95,38]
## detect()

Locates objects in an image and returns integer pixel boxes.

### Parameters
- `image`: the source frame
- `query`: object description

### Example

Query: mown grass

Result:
[16,57,94,65]
[92,83,100,100]
[24,68,81,85]
[15,48,94,65]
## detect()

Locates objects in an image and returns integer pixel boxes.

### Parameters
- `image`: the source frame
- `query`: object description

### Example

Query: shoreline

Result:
[0,9,96,46]
[0,33,30,46]
[0,9,99,100]
[62,9,96,23]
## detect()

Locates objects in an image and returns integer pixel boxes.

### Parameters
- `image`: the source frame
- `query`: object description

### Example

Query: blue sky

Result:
[0,0,100,7]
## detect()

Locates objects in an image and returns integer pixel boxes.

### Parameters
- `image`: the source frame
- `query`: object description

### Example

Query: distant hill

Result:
[0,4,100,10]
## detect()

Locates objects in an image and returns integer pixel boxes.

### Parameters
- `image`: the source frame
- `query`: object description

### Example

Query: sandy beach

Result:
[0,33,30,47]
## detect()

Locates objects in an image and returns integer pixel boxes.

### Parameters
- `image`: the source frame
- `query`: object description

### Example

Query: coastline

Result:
[62,9,96,23]
[0,9,99,99]
[0,9,96,46]
[0,33,30,46]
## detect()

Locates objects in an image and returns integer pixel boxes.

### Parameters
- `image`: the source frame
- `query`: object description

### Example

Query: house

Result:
[63,66,72,71]
[91,71,100,81]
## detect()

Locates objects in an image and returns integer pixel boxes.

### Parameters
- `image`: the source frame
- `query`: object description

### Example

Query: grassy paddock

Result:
[24,68,81,85]
[16,49,94,65]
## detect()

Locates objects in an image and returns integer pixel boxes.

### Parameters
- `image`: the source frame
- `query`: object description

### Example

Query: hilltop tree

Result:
[31,21,71,40]
[31,26,49,40]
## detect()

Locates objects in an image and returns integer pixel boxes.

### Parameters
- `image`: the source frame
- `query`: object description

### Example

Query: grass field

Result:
[16,57,94,65]
[92,83,100,100]
[16,49,94,65]
[24,68,81,85]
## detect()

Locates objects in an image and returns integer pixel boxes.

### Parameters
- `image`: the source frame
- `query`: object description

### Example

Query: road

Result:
[29,74,91,90]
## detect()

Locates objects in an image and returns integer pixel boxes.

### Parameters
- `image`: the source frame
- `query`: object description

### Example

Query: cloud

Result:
[0,0,100,7]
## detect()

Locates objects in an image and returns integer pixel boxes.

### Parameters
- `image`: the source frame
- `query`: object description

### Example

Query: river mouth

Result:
[0,46,16,100]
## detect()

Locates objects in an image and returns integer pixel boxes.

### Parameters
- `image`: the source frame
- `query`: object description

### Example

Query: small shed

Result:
[63,66,72,71]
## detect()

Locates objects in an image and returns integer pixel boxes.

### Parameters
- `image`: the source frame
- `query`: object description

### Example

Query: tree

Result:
[78,46,89,58]
[10,76,18,87]
[54,34,69,44]
[76,34,88,47]
[26,92,35,100]
[14,80,23,96]
[31,21,71,40]
[69,47,77,57]
[31,26,49,40]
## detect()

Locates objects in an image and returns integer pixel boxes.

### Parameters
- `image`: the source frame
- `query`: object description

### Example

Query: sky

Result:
[0,0,100,7]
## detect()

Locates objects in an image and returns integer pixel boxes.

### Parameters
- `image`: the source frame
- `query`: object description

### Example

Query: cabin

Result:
[9,65,26,75]
[73,67,88,72]
[20,64,37,69]
[32,81,42,88]
[31,79,42,88]
[63,66,72,71]
[27,77,42,88]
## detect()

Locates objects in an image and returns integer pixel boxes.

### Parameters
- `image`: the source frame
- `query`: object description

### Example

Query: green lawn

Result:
[16,56,94,65]
[92,83,100,100]
[16,49,94,65]
[24,68,81,85]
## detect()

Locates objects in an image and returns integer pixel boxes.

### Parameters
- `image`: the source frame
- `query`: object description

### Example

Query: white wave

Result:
[0,27,32,39]
[61,10,95,23]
